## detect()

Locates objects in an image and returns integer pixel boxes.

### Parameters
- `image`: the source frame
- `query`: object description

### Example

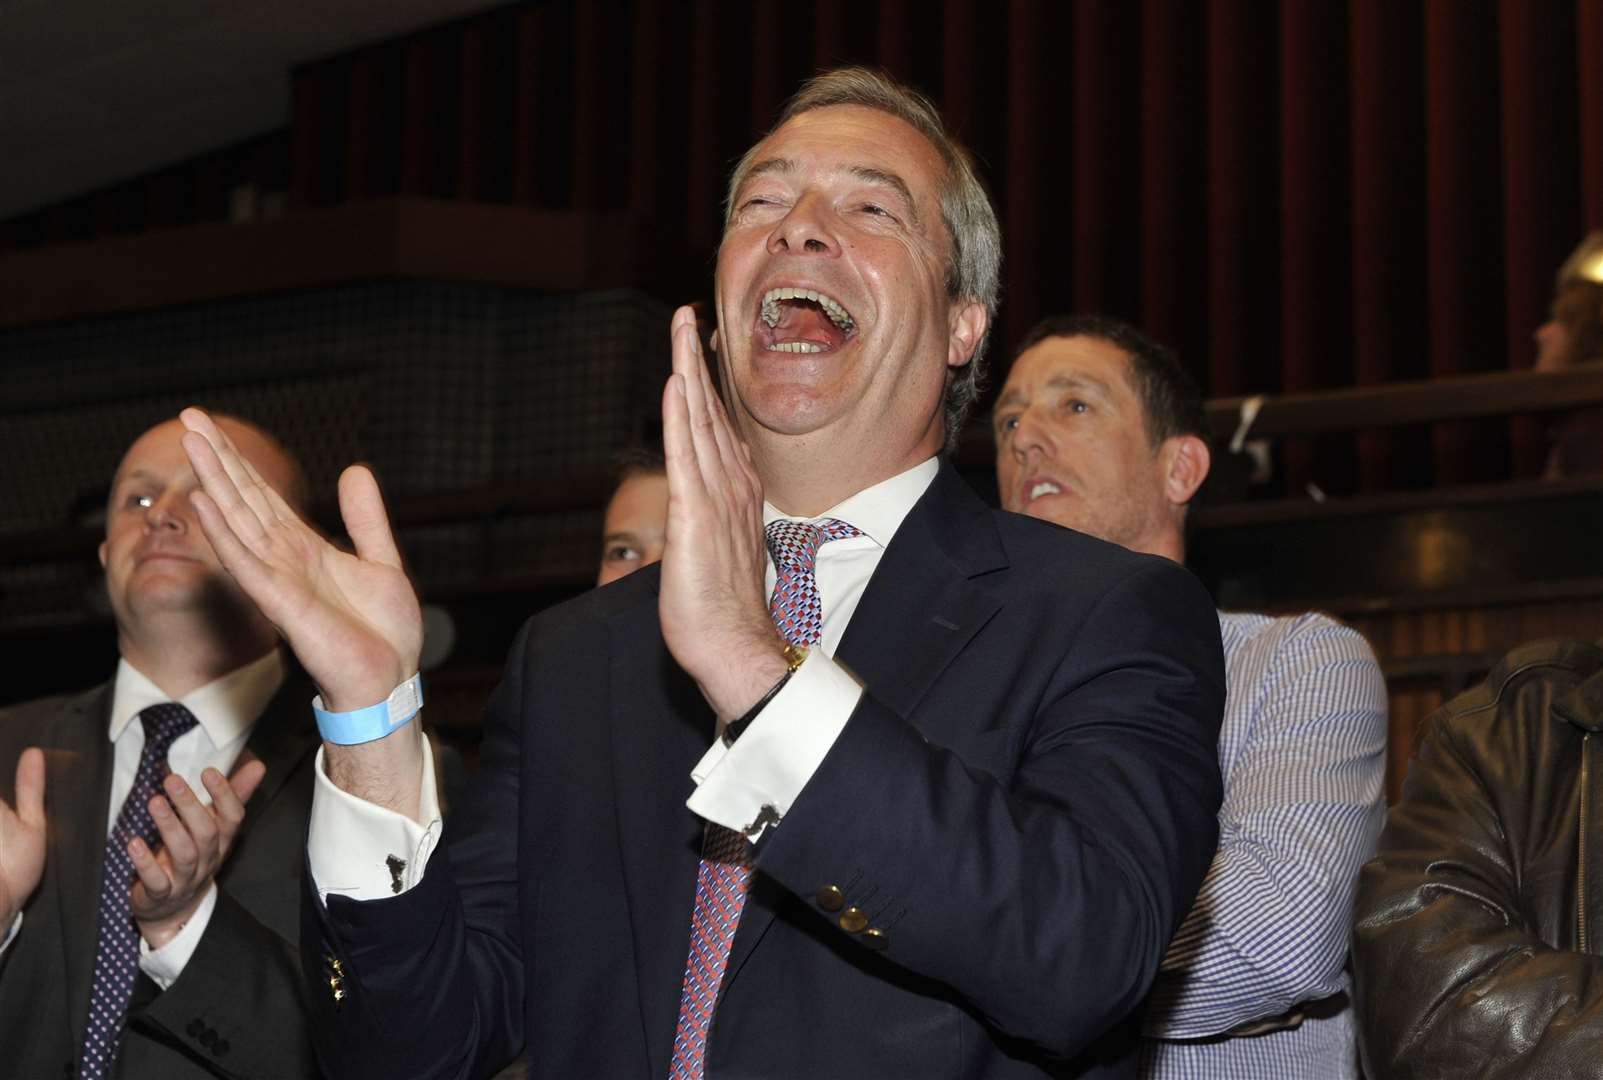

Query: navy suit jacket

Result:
[305,464,1226,1079]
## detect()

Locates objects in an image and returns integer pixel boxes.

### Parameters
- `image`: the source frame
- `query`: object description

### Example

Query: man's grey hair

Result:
[723,67,1003,451]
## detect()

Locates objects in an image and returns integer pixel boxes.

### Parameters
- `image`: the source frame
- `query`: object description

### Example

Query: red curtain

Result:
[7,0,1601,494]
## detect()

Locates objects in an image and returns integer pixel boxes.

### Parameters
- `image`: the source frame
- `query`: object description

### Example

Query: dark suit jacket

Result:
[0,666,321,1079]
[306,464,1226,1079]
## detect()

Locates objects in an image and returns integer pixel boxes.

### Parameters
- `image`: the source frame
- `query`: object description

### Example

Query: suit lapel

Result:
[51,684,115,1052]
[238,666,319,834]
[836,464,1008,721]
[606,588,711,1075]
[724,464,1008,990]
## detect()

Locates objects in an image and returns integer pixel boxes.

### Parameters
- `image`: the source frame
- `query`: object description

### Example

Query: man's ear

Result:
[1162,435,1211,508]
[947,299,989,369]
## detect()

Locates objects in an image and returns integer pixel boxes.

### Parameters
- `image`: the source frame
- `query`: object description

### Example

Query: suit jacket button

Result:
[815,884,845,912]
[199,1028,217,1048]
[838,906,868,933]
[214,1038,230,1056]
[186,1019,205,1037]
[862,928,889,951]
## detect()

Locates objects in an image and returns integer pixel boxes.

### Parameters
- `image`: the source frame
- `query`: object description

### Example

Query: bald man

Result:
[0,415,322,1078]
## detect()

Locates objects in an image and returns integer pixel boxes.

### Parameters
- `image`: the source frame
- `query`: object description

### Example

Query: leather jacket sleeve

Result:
[1352,711,1603,1079]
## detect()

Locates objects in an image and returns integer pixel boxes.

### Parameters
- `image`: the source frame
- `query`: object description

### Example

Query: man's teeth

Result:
[771,342,824,353]
[1029,481,1062,500]
[760,287,855,332]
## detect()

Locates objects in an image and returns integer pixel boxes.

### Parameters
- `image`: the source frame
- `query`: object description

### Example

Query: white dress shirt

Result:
[0,649,285,989]
[307,457,939,901]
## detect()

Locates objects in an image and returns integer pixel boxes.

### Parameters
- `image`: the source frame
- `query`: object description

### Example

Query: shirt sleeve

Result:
[0,911,18,957]
[687,651,864,840]
[306,730,443,902]
[138,882,218,989]
[1143,616,1388,1038]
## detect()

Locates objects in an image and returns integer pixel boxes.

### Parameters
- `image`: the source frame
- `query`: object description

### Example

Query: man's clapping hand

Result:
[129,758,265,949]
[179,408,427,817]
[0,749,47,932]
[656,306,789,720]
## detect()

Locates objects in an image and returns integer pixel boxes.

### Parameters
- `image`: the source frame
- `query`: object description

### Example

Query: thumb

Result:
[14,748,45,831]
[338,465,403,570]
[228,757,268,805]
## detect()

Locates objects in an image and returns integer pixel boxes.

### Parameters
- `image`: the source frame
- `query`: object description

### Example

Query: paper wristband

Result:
[312,673,424,745]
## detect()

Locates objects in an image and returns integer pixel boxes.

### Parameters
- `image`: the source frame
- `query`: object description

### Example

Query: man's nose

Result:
[1009,410,1052,461]
[145,493,187,531]
[768,194,839,257]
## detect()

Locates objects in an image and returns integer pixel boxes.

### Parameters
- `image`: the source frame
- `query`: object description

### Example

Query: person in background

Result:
[0,415,321,1078]
[596,444,668,586]
[994,314,1387,1079]
[1535,231,1603,477]
[1352,637,1603,1077]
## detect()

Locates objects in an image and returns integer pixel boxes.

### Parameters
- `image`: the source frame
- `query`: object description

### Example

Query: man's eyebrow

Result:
[991,371,1118,420]
[993,387,1026,414]
[736,158,921,225]
[740,157,798,186]
[113,468,160,488]
[846,165,916,216]
[1046,372,1114,397]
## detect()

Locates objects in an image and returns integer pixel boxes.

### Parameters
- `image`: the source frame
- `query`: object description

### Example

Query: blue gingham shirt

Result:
[1140,612,1387,1079]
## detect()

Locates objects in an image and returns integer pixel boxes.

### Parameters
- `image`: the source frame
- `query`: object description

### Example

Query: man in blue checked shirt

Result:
[994,314,1388,1079]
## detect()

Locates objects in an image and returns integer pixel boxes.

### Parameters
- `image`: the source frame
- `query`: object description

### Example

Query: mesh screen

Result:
[1,281,670,629]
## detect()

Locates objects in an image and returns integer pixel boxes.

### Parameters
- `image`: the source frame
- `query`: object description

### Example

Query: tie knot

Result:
[138,702,198,755]
[764,518,861,569]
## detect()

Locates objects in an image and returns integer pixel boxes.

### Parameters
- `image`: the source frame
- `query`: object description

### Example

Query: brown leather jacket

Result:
[1353,639,1603,1079]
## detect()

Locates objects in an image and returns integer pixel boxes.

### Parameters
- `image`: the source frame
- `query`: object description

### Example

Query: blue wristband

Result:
[313,674,424,745]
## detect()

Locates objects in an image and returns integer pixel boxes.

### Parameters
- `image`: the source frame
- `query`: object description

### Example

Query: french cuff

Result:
[307,730,443,903]
[139,882,217,990]
[0,911,19,956]
[687,650,863,841]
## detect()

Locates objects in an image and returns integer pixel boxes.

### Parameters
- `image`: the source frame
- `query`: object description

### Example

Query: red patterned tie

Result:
[667,518,860,1079]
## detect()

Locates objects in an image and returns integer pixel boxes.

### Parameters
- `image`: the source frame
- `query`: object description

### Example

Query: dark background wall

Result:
[6,0,1601,497]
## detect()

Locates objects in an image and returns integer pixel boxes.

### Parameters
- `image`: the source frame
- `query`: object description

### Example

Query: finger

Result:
[693,326,745,477]
[148,792,202,880]
[164,773,220,854]
[180,409,279,526]
[232,452,299,530]
[14,748,45,830]
[181,430,270,549]
[674,316,728,494]
[662,316,708,512]
[338,465,404,570]
[187,488,284,614]
[205,762,263,849]
[225,758,266,807]
[128,837,174,903]
[660,370,705,509]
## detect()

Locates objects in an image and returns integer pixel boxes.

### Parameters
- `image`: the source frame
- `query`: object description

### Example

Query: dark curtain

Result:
[7,0,1601,494]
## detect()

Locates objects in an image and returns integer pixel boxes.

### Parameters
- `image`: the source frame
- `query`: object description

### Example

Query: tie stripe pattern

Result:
[667,518,860,1080]
[80,702,198,1080]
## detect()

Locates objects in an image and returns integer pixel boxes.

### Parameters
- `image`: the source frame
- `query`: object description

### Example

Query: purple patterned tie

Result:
[668,518,860,1080]
[79,702,198,1079]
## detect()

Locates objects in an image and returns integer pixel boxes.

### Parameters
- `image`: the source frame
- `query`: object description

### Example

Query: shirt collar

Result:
[109,647,287,749]
[762,456,939,550]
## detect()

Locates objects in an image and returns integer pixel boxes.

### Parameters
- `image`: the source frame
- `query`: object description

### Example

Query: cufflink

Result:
[324,953,347,1008]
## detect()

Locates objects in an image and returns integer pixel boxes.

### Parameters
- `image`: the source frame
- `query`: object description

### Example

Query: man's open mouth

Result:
[757,287,857,354]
